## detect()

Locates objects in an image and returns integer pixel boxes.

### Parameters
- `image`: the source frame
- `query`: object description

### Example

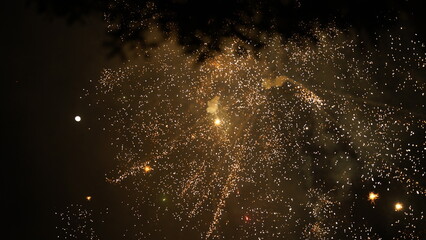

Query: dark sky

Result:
[3,1,426,240]
[3,1,121,238]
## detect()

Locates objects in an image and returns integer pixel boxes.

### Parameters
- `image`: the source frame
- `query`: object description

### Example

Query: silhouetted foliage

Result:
[30,0,426,59]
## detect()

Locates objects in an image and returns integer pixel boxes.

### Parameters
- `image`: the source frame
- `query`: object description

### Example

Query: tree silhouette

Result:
[30,0,425,60]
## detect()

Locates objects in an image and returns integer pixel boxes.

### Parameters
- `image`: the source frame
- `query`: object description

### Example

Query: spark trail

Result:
[75,26,426,239]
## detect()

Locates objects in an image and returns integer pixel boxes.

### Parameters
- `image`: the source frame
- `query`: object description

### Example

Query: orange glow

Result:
[368,192,379,204]
[394,202,403,211]
[144,165,153,173]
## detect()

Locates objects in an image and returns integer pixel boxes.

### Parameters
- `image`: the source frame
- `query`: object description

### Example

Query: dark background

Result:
[2,1,121,239]
[3,0,425,239]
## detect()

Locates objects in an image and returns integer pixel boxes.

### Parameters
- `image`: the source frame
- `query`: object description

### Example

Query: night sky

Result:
[3,1,426,239]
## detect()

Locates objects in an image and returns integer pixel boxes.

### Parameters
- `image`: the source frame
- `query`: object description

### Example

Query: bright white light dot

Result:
[75,116,81,122]
[395,202,403,211]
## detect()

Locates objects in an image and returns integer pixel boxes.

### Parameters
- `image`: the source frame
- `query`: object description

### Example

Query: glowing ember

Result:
[395,202,403,211]
[143,166,153,173]
[368,192,379,204]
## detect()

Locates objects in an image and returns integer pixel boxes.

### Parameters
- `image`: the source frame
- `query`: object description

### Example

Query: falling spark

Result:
[143,165,153,173]
[368,192,379,204]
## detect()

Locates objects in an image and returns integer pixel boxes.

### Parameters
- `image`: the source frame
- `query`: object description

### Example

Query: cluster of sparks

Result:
[56,204,107,240]
[66,20,426,239]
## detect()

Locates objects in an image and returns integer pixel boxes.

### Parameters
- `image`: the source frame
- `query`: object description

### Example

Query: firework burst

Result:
[77,25,426,239]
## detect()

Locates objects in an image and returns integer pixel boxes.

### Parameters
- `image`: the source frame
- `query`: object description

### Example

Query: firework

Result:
[368,192,379,204]
[75,25,426,239]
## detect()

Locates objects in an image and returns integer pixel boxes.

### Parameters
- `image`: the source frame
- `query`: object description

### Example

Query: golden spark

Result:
[394,202,403,211]
[144,165,153,173]
[368,192,379,204]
